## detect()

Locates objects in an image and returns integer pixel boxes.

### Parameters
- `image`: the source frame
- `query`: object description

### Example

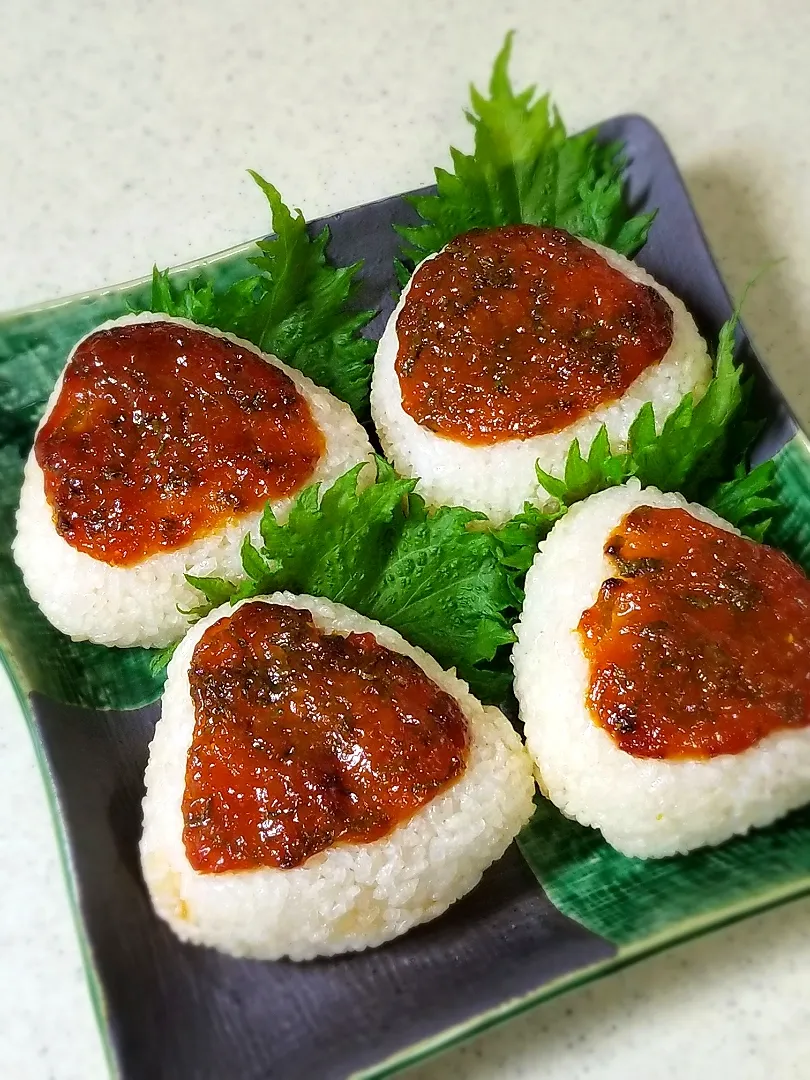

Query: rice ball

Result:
[140,593,536,959]
[512,481,810,858]
[13,313,372,648]
[372,226,711,524]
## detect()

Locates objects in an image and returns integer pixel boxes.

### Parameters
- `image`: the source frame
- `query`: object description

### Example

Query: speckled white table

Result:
[1,2,810,1078]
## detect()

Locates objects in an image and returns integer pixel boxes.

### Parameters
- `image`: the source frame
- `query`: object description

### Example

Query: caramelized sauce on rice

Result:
[395,225,673,445]
[578,506,810,759]
[36,322,324,565]
[183,603,469,872]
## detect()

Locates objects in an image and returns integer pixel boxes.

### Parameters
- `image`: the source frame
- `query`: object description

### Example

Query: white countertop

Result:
[2,2,810,1078]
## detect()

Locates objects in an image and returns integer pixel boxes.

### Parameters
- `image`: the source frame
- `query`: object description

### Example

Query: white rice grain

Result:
[371,240,711,524]
[512,481,810,858]
[140,593,536,959]
[13,313,373,648]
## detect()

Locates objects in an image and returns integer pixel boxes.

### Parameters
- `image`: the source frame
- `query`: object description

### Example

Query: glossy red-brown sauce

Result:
[578,506,810,759]
[34,322,325,566]
[183,603,470,873]
[395,225,674,445]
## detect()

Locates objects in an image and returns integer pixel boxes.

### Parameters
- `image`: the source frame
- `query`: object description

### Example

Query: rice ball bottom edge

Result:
[13,313,373,649]
[512,481,810,858]
[371,240,712,524]
[140,592,536,960]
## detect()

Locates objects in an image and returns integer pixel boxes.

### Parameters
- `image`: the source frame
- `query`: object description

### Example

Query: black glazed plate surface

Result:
[3,114,807,1080]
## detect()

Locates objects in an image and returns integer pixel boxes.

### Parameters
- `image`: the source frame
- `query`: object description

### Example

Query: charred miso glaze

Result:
[183,603,470,872]
[35,322,325,565]
[578,506,810,759]
[395,225,673,445]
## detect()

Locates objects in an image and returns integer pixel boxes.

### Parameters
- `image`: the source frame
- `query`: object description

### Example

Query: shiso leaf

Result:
[252,459,415,609]
[395,32,654,271]
[142,173,376,417]
[147,268,220,326]
[149,641,178,675]
[534,424,633,508]
[184,574,238,610]
[369,500,516,699]
[179,457,517,701]
[708,460,783,541]
[495,502,565,599]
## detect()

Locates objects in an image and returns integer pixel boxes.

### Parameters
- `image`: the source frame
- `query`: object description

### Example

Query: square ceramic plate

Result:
[2,115,810,1080]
